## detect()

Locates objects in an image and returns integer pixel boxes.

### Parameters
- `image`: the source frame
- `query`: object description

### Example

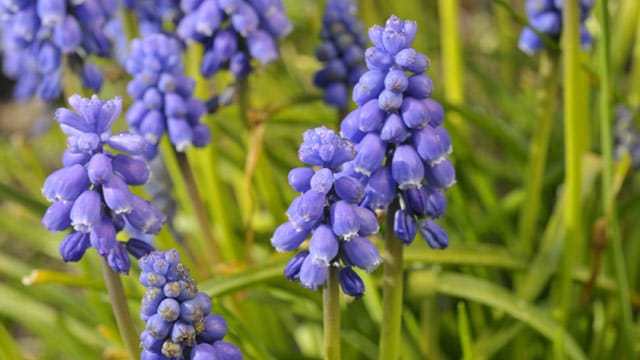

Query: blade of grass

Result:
[0,323,22,360]
[558,1,585,327]
[412,272,587,360]
[597,0,635,356]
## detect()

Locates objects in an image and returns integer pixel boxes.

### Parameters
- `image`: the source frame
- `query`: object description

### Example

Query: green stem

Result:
[438,0,466,136]
[610,0,640,74]
[120,5,139,43]
[239,77,260,263]
[101,258,138,360]
[323,266,341,360]
[185,43,238,262]
[558,0,582,326]
[629,9,640,108]
[175,150,222,264]
[379,202,405,360]
[518,51,559,255]
[597,0,635,356]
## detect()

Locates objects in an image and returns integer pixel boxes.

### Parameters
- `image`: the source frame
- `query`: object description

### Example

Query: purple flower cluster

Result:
[177,0,292,79]
[313,0,367,109]
[125,33,211,159]
[340,15,454,248]
[614,105,640,170]
[122,0,183,36]
[139,250,242,360]
[0,0,116,100]
[272,127,382,297]
[518,0,594,55]
[41,95,166,273]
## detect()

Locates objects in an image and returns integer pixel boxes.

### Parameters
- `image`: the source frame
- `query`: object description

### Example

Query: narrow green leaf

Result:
[414,272,587,360]
[199,258,289,296]
[0,180,48,214]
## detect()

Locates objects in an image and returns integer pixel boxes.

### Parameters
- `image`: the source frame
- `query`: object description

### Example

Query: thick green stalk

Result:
[120,5,139,43]
[610,0,640,74]
[438,0,466,135]
[101,258,138,360]
[558,0,582,326]
[597,0,635,356]
[518,51,558,255]
[174,150,222,264]
[379,202,404,360]
[323,266,341,360]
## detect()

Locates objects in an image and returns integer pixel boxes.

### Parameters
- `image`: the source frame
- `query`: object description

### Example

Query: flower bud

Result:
[70,190,102,232]
[394,209,416,244]
[309,224,339,265]
[342,236,382,273]
[419,219,449,249]
[59,231,91,262]
[391,145,424,189]
[339,266,364,298]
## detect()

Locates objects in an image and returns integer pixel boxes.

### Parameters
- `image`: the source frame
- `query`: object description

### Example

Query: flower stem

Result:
[558,0,582,326]
[597,0,635,357]
[239,77,260,263]
[120,5,139,44]
[379,202,404,360]
[438,0,466,136]
[323,266,341,360]
[174,149,222,264]
[518,50,558,255]
[101,258,138,360]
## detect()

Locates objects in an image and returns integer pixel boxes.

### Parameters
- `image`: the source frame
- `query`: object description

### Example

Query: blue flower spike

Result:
[339,15,455,248]
[41,95,165,273]
[518,0,594,55]
[314,0,367,108]
[271,126,382,297]
[139,250,243,359]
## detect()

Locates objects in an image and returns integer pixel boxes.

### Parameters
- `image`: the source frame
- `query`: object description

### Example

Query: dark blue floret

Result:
[139,250,243,359]
[41,95,166,273]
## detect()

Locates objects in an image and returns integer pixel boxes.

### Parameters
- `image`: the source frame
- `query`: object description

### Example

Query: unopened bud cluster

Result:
[139,250,242,359]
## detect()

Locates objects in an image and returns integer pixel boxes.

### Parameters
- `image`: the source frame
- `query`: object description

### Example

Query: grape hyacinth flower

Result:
[518,0,594,55]
[125,33,211,159]
[272,127,382,297]
[314,0,367,109]
[340,15,455,248]
[177,0,292,79]
[122,0,183,36]
[139,250,242,359]
[0,0,116,100]
[41,95,166,273]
